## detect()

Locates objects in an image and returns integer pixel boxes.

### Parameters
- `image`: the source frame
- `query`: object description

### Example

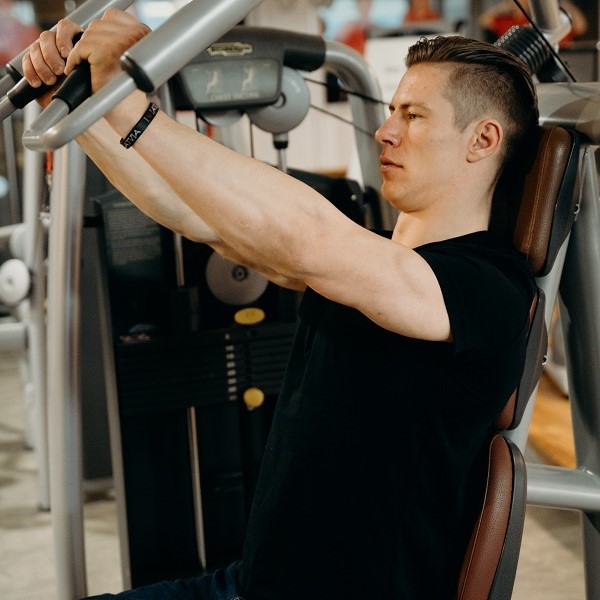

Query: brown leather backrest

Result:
[495,288,546,431]
[457,434,528,600]
[457,434,513,600]
[513,125,580,277]
[495,125,579,430]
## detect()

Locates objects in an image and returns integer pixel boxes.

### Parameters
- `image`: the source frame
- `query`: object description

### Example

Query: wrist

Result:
[119,102,159,149]
[105,91,153,139]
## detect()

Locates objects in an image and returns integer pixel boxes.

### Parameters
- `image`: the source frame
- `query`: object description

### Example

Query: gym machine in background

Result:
[0,0,135,517]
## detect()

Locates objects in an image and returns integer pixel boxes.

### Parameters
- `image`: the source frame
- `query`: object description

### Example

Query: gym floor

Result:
[0,350,585,599]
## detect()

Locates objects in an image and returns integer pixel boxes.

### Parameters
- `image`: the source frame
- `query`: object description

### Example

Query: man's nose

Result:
[375,116,400,146]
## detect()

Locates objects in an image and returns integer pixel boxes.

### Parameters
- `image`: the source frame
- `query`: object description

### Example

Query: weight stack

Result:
[115,324,294,586]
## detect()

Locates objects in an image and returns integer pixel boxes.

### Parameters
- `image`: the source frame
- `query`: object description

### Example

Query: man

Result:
[24,10,538,599]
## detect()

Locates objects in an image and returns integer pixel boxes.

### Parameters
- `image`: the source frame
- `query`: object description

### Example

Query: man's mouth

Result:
[380,156,402,169]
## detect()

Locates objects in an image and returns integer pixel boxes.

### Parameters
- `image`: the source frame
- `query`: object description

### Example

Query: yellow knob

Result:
[243,387,265,410]
[234,307,266,325]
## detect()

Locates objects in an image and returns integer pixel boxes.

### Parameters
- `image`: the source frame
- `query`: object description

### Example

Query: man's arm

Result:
[25,9,450,341]
[78,118,220,243]
[107,90,449,341]
[79,117,307,290]
[23,18,305,289]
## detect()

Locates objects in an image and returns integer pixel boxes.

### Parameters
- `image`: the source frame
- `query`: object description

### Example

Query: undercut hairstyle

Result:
[405,36,539,175]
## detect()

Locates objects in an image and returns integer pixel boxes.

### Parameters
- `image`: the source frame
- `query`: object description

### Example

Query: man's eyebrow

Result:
[388,101,430,112]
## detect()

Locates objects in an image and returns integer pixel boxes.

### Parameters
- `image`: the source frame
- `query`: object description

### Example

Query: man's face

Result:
[375,63,476,213]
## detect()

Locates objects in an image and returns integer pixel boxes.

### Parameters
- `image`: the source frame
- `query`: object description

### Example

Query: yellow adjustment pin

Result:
[243,387,265,410]
[234,307,266,325]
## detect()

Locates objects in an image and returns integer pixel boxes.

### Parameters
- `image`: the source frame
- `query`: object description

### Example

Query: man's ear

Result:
[467,119,503,163]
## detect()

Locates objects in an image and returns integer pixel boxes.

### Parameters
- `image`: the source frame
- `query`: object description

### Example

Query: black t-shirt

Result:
[239,231,536,600]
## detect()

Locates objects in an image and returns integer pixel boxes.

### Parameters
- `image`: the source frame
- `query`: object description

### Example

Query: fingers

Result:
[22,46,46,88]
[22,36,57,87]
[21,19,82,88]
[23,8,150,94]
[55,18,84,59]
[65,9,151,90]
[101,7,146,27]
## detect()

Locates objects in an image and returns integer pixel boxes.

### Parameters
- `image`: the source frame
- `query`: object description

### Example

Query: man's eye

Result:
[407,112,419,120]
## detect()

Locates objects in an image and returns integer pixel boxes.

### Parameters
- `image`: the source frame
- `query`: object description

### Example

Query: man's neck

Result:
[391,199,492,249]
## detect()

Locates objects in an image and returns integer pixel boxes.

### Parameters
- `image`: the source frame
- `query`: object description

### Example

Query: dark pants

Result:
[83,562,243,600]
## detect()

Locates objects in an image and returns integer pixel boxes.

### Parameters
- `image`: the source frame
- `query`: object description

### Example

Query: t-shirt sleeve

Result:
[420,249,532,355]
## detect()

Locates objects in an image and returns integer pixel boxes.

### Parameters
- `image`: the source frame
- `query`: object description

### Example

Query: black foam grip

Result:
[7,75,51,109]
[281,32,326,72]
[52,61,92,111]
[6,31,85,110]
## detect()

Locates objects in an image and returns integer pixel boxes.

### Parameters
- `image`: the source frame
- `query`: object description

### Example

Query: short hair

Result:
[405,36,539,174]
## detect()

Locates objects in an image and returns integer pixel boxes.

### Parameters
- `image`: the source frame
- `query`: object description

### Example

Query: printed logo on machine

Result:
[207,42,254,57]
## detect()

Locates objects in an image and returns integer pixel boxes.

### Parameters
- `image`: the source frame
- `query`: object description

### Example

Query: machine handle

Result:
[2,34,86,118]
[52,61,92,113]
[0,0,134,98]
[22,0,267,151]
[5,75,53,111]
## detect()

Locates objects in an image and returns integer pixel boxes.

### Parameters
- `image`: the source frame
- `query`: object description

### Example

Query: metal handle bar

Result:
[0,0,134,97]
[22,0,267,151]
[528,0,579,47]
[528,0,567,36]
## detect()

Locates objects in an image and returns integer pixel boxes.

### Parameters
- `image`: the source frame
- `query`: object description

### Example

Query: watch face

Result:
[180,58,281,110]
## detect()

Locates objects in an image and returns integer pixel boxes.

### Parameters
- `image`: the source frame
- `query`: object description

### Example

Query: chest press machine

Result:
[2,0,600,597]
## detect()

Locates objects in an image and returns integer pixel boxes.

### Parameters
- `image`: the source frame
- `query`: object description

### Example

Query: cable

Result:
[248,118,256,159]
[302,76,385,137]
[303,76,388,107]
[308,102,375,137]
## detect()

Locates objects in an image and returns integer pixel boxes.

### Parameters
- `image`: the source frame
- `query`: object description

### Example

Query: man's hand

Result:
[22,9,150,106]
[22,19,82,107]
[64,9,150,92]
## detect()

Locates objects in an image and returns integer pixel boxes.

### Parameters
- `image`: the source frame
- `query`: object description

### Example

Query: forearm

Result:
[77,116,221,244]
[104,91,345,284]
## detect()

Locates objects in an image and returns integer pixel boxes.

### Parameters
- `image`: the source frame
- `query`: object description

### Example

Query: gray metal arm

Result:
[529,5,571,43]
[324,40,387,225]
[22,0,267,151]
[528,0,573,45]
[20,0,387,228]
[22,71,138,151]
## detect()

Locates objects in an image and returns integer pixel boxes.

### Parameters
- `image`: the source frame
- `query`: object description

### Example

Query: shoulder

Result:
[418,231,533,286]
[418,232,536,352]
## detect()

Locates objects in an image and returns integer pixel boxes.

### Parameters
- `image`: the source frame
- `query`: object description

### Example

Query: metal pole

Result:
[558,147,600,599]
[324,41,388,227]
[157,81,207,570]
[46,141,87,599]
[21,102,50,510]
[2,114,21,223]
